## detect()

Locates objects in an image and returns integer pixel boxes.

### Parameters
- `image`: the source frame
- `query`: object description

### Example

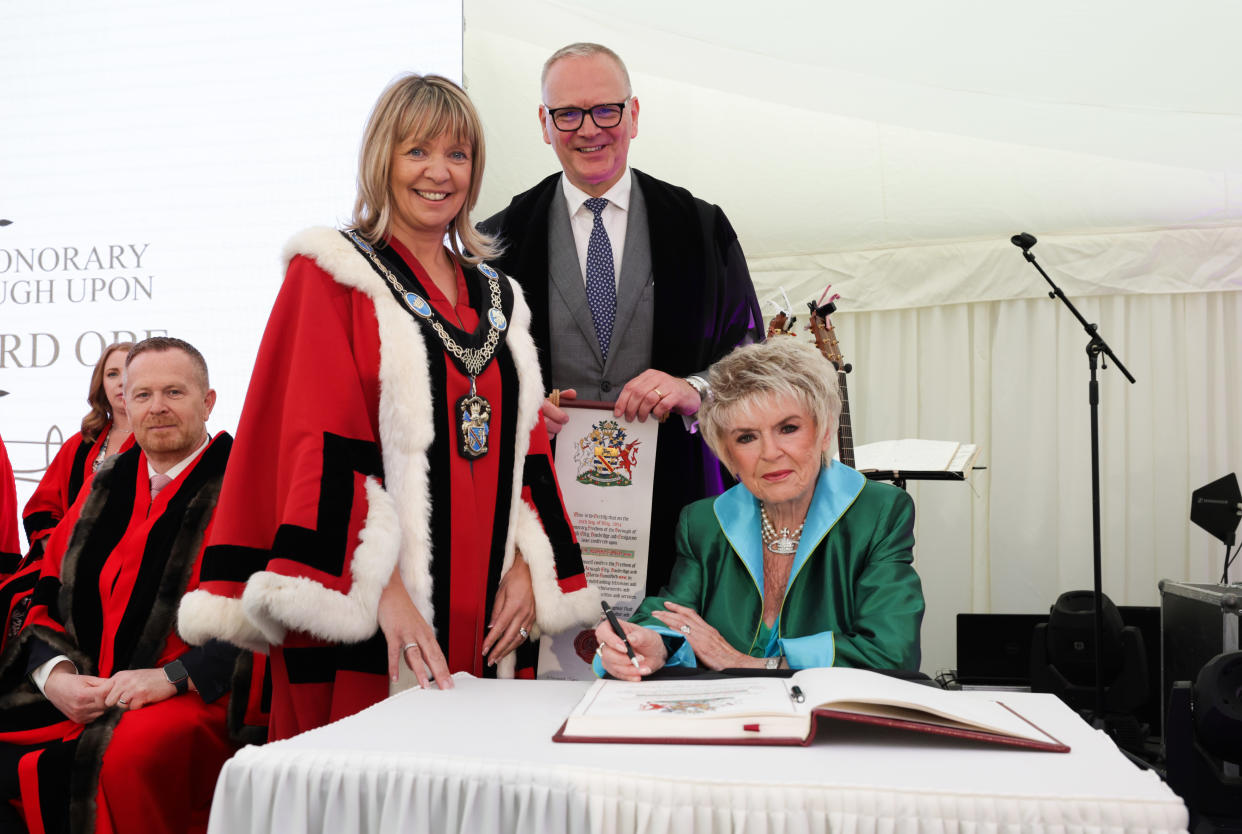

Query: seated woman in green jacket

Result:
[595,337,924,679]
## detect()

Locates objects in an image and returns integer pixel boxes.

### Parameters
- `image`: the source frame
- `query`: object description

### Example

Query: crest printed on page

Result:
[573,419,641,487]
[639,696,740,715]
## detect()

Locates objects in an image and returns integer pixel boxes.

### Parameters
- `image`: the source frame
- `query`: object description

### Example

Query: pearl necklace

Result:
[759,502,805,555]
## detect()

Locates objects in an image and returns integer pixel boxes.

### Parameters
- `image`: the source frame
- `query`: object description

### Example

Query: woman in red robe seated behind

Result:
[21,341,135,561]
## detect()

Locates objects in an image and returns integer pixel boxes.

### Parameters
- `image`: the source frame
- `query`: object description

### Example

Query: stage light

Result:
[1030,590,1149,752]
[1166,651,1242,831]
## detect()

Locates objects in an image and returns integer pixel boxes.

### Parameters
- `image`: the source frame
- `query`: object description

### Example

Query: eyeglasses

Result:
[544,101,629,132]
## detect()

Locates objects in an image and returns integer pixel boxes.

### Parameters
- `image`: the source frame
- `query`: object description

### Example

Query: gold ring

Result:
[653,388,665,399]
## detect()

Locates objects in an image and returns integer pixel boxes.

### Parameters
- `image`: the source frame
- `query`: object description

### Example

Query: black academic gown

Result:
[483,169,763,594]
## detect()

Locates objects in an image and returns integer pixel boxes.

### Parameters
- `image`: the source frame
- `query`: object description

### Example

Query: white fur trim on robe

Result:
[513,501,600,637]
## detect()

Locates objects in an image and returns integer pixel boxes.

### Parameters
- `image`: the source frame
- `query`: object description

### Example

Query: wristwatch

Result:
[684,375,710,401]
[163,659,190,695]
[765,656,781,670]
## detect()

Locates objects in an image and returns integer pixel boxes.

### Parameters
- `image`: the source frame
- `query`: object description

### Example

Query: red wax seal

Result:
[573,629,600,664]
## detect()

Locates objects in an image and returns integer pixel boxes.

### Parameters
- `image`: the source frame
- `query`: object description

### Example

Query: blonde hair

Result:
[81,341,134,443]
[351,74,497,263]
[698,338,842,471]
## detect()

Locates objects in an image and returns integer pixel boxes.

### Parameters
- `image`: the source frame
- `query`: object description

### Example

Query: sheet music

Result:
[947,444,979,473]
[853,439,960,472]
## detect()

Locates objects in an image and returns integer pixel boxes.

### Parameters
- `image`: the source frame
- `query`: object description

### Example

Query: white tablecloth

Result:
[208,674,1187,834]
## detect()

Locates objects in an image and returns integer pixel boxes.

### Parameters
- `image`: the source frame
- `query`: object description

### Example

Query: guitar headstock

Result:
[765,291,801,339]
[766,310,797,339]
[807,291,851,374]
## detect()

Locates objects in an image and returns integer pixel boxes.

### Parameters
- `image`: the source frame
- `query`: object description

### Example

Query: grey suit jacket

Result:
[546,183,654,401]
[482,169,763,596]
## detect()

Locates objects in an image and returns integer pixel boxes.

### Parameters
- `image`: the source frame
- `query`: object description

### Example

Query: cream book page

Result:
[795,668,1046,741]
[853,439,960,472]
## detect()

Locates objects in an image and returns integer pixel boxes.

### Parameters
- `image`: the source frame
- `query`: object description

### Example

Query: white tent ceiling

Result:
[465,0,1242,308]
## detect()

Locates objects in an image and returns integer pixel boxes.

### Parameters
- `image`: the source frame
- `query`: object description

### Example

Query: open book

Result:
[852,439,981,481]
[554,668,1068,751]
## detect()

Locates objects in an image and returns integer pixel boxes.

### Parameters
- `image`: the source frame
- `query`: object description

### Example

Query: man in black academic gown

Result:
[482,42,762,597]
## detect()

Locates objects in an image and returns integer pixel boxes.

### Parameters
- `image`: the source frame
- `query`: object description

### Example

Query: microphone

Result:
[1011,232,1037,251]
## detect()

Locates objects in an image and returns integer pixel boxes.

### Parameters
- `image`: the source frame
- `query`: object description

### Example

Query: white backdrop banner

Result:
[0,1,463,541]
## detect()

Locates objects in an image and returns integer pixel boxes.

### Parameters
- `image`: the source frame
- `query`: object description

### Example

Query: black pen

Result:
[601,600,641,669]
[790,685,805,704]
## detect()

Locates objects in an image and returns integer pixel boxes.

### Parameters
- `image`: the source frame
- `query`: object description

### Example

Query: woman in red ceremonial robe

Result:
[21,342,135,561]
[180,74,599,740]
[3,344,135,656]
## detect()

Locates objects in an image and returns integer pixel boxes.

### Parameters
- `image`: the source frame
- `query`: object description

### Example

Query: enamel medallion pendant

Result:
[458,393,492,459]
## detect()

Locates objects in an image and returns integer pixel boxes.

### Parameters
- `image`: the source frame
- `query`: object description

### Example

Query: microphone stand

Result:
[1013,235,1136,728]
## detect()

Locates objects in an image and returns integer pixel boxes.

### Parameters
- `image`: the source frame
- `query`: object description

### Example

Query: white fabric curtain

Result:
[464,0,1242,675]
[830,288,1241,674]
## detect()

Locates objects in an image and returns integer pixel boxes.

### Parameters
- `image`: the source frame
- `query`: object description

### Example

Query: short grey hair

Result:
[541,42,633,98]
[698,338,842,471]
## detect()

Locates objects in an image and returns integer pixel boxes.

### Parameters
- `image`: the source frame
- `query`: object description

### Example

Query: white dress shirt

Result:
[560,168,632,287]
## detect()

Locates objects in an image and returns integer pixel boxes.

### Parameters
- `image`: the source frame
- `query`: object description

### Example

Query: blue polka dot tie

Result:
[583,197,617,361]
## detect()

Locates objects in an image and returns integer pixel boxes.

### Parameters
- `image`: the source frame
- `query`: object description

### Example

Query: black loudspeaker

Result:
[1166,652,1242,833]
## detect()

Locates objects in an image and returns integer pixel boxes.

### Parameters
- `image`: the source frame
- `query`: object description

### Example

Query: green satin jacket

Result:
[632,463,924,671]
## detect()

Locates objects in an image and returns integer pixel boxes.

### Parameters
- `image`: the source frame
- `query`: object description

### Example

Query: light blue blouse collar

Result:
[712,462,866,598]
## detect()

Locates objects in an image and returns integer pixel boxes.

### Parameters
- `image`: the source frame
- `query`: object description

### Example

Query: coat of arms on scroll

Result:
[572,419,642,487]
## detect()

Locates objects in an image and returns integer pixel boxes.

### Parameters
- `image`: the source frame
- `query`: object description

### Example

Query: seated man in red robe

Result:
[0,337,263,834]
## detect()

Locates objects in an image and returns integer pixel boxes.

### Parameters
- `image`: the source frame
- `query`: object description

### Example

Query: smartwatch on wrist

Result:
[163,659,190,695]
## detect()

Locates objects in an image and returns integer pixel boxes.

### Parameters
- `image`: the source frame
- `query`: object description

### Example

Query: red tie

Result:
[150,473,173,500]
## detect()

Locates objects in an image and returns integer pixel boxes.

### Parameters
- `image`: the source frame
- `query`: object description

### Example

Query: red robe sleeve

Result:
[9,471,93,670]
[0,434,19,572]
[509,417,594,638]
[181,254,393,651]
[21,428,136,561]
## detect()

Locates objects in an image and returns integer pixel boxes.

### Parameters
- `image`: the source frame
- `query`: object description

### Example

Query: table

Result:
[207,675,1187,834]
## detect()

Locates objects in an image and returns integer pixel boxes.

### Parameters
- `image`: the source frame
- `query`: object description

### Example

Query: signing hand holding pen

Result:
[601,601,639,669]
[593,611,667,682]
